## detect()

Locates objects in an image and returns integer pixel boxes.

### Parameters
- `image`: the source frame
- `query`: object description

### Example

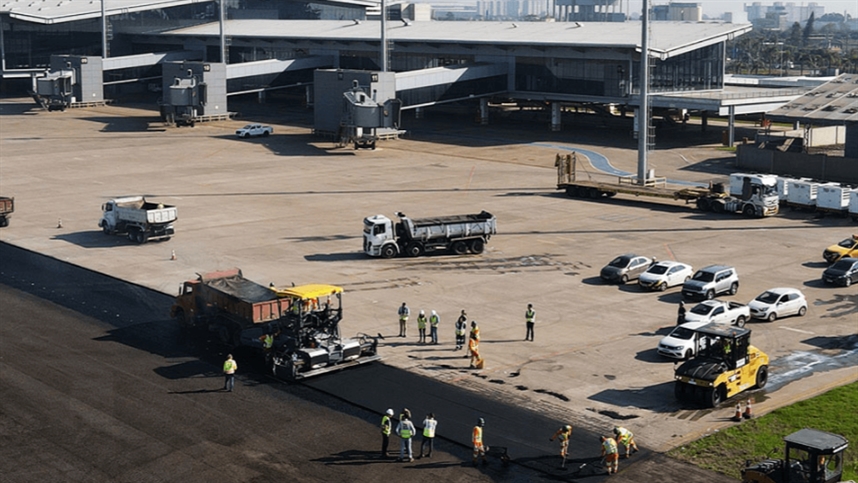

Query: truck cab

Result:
[727,173,780,217]
[363,214,397,258]
[742,428,848,483]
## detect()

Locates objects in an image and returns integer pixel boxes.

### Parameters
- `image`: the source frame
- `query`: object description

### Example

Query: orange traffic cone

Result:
[743,399,753,419]
[732,402,742,422]
[170,250,177,261]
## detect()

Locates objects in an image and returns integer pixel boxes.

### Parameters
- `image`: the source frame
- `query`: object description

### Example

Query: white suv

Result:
[681,265,739,301]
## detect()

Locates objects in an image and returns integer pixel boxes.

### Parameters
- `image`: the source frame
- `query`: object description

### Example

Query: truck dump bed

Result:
[409,211,494,228]
[197,269,287,325]
[113,196,178,225]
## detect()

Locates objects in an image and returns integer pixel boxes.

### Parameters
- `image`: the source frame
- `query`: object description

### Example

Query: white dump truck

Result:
[363,211,497,258]
[99,196,177,243]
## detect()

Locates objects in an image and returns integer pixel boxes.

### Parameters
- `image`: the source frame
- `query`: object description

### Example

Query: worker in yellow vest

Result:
[222,354,237,392]
[396,412,416,462]
[454,310,468,350]
[380,408,393,458]
[429,310,440,345]
[418,413,437,458]
[472,418,488,466]
[601,435,619,475]
[613,426,639,458]
[549,424,573,468]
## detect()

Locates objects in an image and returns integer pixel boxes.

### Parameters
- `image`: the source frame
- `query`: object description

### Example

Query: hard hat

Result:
[613,426,620,433]
[478,418,485,427]
[386,408,394,416]
[565,425,572,431]
[420,310,425,315]
[431,310,437,316]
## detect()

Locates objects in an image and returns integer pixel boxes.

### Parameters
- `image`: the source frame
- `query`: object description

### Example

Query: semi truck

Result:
[363,211,497,258]
[99,196,177,243]
[0,196,13,227]
[555,153,779,217]
[674,322,769,408]
[171,269,380,380]
[742,429,852,483]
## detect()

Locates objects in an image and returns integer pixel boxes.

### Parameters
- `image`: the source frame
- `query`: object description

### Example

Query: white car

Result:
[683,300,750,327]
[638,261,693,291]
[235,124,273,138]
[748,287,807,322]
[657,321,708,360]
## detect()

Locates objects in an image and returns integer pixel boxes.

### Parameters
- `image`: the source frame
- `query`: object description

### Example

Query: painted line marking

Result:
[779,326,815,335]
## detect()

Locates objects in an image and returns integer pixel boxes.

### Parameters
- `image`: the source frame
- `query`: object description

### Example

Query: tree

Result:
[802,12,815,44]
[788,22,802,45]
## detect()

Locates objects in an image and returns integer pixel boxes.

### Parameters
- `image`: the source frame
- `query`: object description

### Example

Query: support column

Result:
[257,90,266,103]
[701,111,708,132]
[728,105,735,147]
[415,107,424,119]
[550,102,561,132]
[479,98,489,125]
[305,85,311,107]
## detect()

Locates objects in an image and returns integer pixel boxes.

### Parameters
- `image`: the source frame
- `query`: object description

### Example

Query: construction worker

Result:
[549,424,573,468]
[677,301,686,325]
[398,302,410,337]
[613,426,639,458]
[525,303,536,341]
[601,435,619,475]
[472,418,488,466]
[429,310,440,344]
[454,310,468,350]
[418,413,437,458]
[380,409,393,458]
[417,310,427,344]
[469,321,482,369]
[261,332,274,353]
[396,412,416,462]
[222,354,237,392]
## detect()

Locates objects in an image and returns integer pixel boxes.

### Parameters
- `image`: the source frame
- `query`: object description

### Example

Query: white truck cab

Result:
[363,214,397,258]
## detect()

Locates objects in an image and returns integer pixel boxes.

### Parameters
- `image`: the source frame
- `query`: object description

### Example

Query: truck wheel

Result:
[729,282,739,295]
[405,242,423,257]
[102,225,111,235]
[452,241,468,255]
[706,385,724,408]
[127,229,137,242]
[697,198,711,211]
[588,188,601,199]
[755,365,768,389]
[469,239,485,254]
[766,312,777,322]
[263,131,270,137]
[735,315,746,328]
[743,205,756,217]
[712,201,725,214]
[140,233,149,244]
[381,245,397,259]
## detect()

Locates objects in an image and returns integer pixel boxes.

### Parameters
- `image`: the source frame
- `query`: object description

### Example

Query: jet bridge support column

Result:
[479,98,489,125]
[728,105,735,147]
[551,102,561,132]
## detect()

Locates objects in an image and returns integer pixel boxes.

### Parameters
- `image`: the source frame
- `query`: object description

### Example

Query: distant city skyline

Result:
[626,1,857,18]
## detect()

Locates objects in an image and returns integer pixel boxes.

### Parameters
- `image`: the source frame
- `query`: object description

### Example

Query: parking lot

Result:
[1,97,856,453]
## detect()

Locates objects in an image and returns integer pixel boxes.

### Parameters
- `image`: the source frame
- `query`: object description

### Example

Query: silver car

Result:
[600,254,654,284]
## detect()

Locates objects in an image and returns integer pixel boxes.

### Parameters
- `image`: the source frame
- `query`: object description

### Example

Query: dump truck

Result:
[0,196,13,227]
[674,322,769,408]
[99,196,177,243]
[171,269,380,380]
[742,428,852,483]
[555,153,779,217]
[363,211,497,258]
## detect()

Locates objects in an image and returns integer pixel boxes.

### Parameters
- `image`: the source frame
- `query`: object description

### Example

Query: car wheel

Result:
[705,290,715,300]
[263,131,270,137]
[620,274,628,284]
[798,306,807,317]
[735,315,746,328]
[766,312,777,322]
[729,282,739,295]
[846,278,853,287]
[755,365,769,389]
[684,349,693,360]
[658,282,667,292]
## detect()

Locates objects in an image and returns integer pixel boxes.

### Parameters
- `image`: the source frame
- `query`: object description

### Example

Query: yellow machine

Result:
[742,429,850,483]
[674,323,769,407]
[823,235,858,264]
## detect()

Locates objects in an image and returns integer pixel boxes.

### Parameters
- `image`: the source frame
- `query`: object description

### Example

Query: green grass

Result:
[669,382,858,481]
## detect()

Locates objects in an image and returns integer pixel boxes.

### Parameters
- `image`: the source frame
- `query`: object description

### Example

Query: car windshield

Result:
[755,291,780,304]
[692,271,715,282]
[838,238,857,248]
[242,124,254,129]
[670,327,695,340]
[831,260,854,270]
[690,304,714,315]
[609,256,631,268]
[647,265,668,275]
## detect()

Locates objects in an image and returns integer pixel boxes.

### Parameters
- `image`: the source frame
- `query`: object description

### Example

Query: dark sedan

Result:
[822,257,858,287]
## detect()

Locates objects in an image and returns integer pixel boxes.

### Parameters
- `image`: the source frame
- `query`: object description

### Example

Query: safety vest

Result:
[471,327,480,341]
[526,309,535,323]
[468,337,478,351]
[223,359,237,374]
[417,315,427,329]
[263,334,273,349]
[423,418,437,438]
[381,415,391,436]
[559,429,571,441]
[398,306,410,321]
[472,426,483,445]
[456,318,467,336]
[430,314,439,327]
[603,438,618,454]
[616,427,632,443]
[399,421,413,439]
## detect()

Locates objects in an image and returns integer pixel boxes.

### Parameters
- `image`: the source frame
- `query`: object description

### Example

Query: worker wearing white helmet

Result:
[380,408,394,458]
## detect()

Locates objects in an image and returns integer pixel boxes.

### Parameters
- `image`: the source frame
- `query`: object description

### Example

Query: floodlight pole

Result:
[101,0,107,58]
[636,0,650,186]
[380,0,388,72]
[219,0,227,63]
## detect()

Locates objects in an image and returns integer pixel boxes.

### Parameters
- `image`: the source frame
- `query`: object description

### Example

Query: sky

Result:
[625,1,856,18]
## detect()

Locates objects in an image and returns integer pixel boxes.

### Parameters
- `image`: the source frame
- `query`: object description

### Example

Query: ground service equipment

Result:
[674,323,769,408]
[555,153,779,217]
[0,196,13,227]
[742,429,851,483]
[363,211,497,258]
[171,269,380,380]
[99,196,177,243]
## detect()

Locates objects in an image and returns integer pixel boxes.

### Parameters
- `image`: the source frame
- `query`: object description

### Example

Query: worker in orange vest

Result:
[601,435,619,475]
[550,424,573,468]
[472,418,488,466]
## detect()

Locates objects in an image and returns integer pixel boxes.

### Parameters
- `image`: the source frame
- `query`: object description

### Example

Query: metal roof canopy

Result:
[784,429,849,453]
[766,74,858,126]
[162,19,751,60]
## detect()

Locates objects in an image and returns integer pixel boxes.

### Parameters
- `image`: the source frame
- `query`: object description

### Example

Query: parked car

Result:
[681,265,739,301]
[639,261,693,292]
[600,254,654,284]
[748,288,807,321]
[235,124,273,138]
[683,300,749,327]
[657,321,708,360]
[823,235,858,264]
[822,257,858,287]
